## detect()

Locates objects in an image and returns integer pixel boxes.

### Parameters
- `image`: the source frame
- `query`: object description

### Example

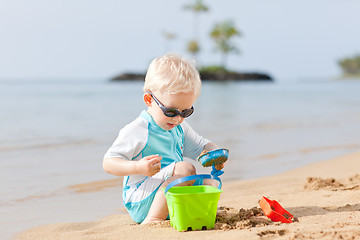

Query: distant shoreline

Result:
[111,71,273,82]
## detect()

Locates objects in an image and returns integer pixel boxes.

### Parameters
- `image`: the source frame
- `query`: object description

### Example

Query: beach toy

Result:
[197,148,229,167]
[259,196,294,223]
[164,174,222,231]
[197,148,229,176]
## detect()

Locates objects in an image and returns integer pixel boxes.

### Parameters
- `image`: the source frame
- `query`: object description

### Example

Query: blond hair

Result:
[143,53,201,97]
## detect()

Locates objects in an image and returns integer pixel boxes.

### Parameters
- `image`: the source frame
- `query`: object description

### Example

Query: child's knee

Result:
[174,161,196,176]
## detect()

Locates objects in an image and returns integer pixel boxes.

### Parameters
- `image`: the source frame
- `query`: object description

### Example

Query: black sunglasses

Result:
[147,91,194,118]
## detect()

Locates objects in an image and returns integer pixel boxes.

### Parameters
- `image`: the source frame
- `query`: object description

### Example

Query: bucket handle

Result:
[164,174,222,194]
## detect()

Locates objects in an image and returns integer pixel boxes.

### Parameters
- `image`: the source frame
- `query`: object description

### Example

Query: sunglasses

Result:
[147,91,194,118]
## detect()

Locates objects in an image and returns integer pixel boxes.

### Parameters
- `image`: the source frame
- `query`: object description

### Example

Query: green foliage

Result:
[338,54,360,77]
[183,0,209,60]
[183,0,209,13]
[187,40,200,56]
[210,20,241,67]
[162,31,176,40]
[199,65,232,73]
[161,30,176,53]
[210,21,241,52]
[181,2,243,69]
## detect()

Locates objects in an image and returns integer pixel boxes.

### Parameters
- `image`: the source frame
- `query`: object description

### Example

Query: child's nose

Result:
[173,115,182,122]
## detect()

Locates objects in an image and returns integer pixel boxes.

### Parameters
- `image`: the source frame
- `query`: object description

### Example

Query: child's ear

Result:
[143,92,152,106]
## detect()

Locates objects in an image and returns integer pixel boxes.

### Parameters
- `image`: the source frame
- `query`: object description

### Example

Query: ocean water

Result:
[1,78,360,237]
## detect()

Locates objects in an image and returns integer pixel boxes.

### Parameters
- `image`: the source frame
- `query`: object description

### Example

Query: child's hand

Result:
[214,162,225,170]
[136,155,162,177]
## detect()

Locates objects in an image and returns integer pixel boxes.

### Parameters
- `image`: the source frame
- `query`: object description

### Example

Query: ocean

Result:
[1,78,360,237]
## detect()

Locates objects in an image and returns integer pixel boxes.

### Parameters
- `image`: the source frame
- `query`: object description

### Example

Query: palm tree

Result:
[187,40,200,59]
[210,20,241,68]
[161,30,176,53]
[338,54,360,77]
[184,0,209,61]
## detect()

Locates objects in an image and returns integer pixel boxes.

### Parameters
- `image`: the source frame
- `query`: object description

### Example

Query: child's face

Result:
[145,91,196,131]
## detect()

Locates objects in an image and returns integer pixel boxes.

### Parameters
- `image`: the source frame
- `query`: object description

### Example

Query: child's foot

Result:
[141,218,164,225]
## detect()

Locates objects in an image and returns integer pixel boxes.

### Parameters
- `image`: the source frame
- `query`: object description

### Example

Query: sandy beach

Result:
[14,150,360,240]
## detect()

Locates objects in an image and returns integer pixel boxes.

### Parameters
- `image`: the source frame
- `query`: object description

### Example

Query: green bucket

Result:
[164,174,222,231]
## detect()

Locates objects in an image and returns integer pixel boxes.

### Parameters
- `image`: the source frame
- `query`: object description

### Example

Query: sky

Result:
[0,0,359,81]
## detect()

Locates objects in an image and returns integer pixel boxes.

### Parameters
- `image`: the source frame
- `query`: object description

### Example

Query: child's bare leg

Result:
[141,161,196,224]
[203,163,224,187]
[203,178,220,188]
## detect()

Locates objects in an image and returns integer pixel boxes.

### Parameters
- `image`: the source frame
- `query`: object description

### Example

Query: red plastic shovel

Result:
[259,196,294,223]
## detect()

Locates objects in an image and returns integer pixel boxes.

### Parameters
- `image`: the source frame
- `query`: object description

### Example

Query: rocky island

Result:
[111,69,273,82]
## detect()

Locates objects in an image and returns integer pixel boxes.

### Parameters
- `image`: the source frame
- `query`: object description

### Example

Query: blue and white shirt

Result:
[104,110,210,203]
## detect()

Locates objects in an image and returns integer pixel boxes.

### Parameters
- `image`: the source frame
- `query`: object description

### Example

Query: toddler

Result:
[103,53,225,224]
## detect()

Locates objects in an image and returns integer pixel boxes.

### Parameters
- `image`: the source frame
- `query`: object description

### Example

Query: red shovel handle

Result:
[259,196,294,223]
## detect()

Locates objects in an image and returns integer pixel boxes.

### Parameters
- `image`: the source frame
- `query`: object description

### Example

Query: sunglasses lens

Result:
[180,108,194,118]
[164,108,180,117]
[162,106,194,118]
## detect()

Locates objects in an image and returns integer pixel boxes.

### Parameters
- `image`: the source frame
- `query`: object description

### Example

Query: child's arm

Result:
[103,155,162,177]
[203,142,219,152]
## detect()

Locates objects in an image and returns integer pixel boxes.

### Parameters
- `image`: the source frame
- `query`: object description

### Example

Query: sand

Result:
[16,151,360,240]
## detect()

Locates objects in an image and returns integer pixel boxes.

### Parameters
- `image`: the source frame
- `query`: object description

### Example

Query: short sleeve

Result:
[181,121,211,160]
[104,117,148,161]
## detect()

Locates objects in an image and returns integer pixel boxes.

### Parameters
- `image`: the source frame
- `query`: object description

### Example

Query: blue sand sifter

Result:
[196,148,229,176]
